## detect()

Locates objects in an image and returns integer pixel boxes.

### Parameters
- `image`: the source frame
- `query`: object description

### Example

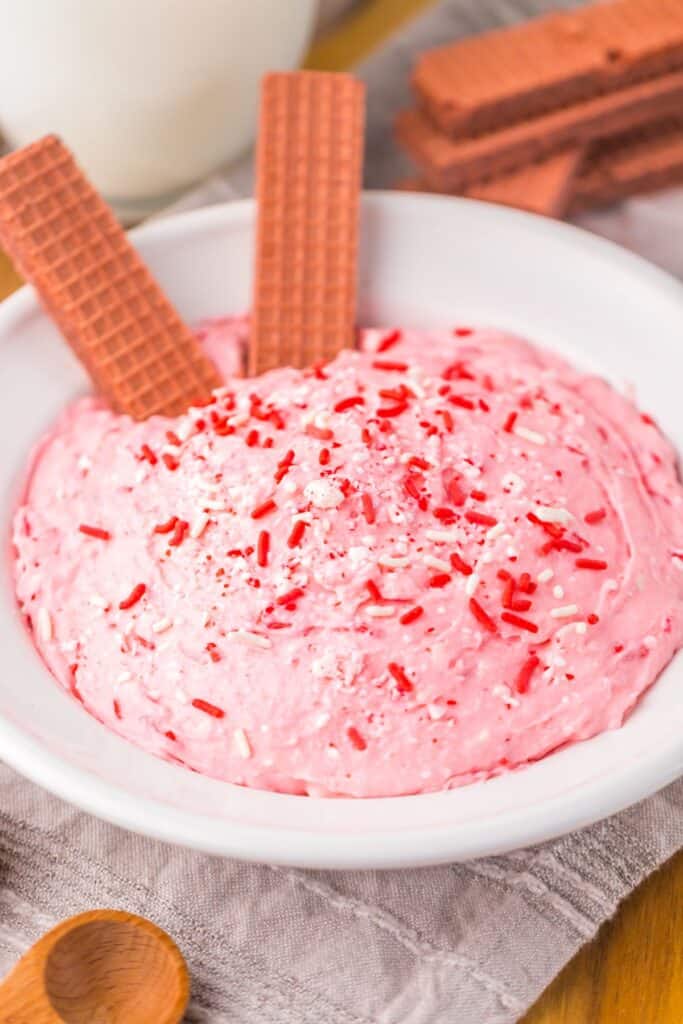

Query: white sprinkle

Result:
[486,522,506,541]
[233,728,252,759]
[575,622,587,635]
[533,505,572,524]
[427,703,446,720]
[550,604,579,619]
[378,555,411,569]
[326,744,340,760]
[228,412,250,428]
[174,688,189,705]
[89,594,108,608]
[151,618,173,634]
[388,505,405,525]
[282,478,298,494]
[537,568,554,583]
[553,584,565,600]
[161,443,182,456]
[134,468,147,484]
[481,551,494,564]
[514,425,546,445]
[425,529,459,543]
[365,604,396,618]
[116,671,132,684]
[37,607,53,642]
[423,554,451,573]
[190,513,209,539]
[465,573,480,597]
[177,420,195,442]
[304,480,344,510]
[203,499,226,512]
[227,630,272,650]
[506,546,518,558]
[643,635,657,650]
[314,411,332,430]
[501,472,525,495]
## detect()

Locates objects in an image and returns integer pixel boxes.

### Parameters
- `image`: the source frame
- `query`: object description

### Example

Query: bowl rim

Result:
[2,192,683,869]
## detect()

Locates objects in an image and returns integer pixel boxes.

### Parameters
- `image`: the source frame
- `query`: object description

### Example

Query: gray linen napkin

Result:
[3,3,683,1021]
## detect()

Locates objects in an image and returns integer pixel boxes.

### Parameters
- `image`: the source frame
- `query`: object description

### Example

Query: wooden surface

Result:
[0,1,681,1021]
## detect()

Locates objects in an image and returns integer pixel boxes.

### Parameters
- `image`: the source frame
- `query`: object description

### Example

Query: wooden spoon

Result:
[0,909,190,1023]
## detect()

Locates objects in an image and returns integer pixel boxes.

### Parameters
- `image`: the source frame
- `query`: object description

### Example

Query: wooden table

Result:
[1,2,681,1019]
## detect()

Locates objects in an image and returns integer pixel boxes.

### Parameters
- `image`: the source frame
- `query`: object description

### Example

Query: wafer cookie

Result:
[0,136,220,419]
[251,71,365,376]
[414,0,683,138]
[397,68,683,192]
[571,116,683,211]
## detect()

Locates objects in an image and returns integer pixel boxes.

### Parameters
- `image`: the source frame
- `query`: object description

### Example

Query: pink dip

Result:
[12,319,683,796]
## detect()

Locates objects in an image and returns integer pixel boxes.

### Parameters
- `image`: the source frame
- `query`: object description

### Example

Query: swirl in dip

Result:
[12,319,683,796]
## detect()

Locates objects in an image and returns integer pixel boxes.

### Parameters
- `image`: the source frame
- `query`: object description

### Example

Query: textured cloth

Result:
[3,2,683,1021]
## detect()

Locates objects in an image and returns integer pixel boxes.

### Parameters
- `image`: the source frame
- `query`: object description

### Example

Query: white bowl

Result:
[2,194,683,869]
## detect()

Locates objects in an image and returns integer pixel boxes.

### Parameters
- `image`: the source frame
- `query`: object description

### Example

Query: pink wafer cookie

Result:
[251,71,365,375]
[0,136,221,419]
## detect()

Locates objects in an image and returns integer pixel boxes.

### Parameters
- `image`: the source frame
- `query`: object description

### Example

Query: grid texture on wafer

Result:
[414,0,683,138]
[251,72,365,375]
[397,69,683,191]
[0,136,221,419]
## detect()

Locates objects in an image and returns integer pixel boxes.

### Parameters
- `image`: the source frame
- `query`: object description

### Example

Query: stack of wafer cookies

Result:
[395,0,683,218]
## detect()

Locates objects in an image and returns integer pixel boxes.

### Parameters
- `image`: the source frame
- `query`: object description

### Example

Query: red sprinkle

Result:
[366,579,382,601]
[347,726,367,751]
[449,394,475,410]
[376,328,402,353]
[518,572,533,593]
[154,516,178,535]
[274,449,295,483]
[408,456,431,471]
[373,359,408,372]
[470,489,487,501]
[575,557,608,570]
[113,699,122,720]
[514,655,540,694]
[388,662,414,693]
[429,573,452,588]
[447,477,466,506]
[404,474,423,500]
[169,519,189,547]
[139,443,158,465]
[510,598,532,612]
[206,643,221,663]
[165,730,177,741]
[276,587,304,606]
[465,510,497,527]
[454,327,473,337]
[191,698,225,719]
[469,597,497,633]
[119,583,146,610]
[501,611,538,633]
[162,453,179,471]
[450,553,473,576]
[503,411,517,433]
[433,506,457,524]
[245,429,260,447]
[166,430,182,447]
[377,401,408,418]
[361,492,376,524]
[399,605,424,625]
[251,499,277,520]
[257,530,270,567]
[287,520,306,548]
[334,395,365,413]
[584,508,607,524]
[319,448,331,466]
[79,524,111,540]
[501,578,515,609]
[437,409,454,432]
[587,613,600,625]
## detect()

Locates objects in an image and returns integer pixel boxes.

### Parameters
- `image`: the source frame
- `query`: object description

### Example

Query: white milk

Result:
[0,0,318,218]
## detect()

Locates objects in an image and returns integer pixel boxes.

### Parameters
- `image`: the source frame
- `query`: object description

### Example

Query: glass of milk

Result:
[0,0,318,220]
